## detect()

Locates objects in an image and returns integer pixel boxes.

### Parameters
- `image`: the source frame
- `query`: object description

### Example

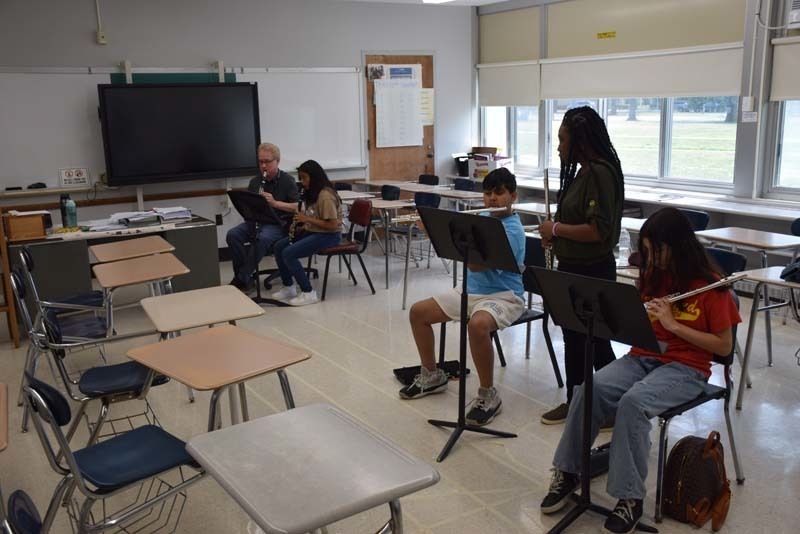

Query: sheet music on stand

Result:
[374,79,423,148]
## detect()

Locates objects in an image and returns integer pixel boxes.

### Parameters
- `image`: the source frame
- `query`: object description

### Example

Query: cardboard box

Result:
[3,213,47,242]
[467,157,514,180]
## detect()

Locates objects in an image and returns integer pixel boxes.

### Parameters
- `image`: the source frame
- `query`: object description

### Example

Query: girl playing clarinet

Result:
[271,160,342,306]
[539,207,741,534]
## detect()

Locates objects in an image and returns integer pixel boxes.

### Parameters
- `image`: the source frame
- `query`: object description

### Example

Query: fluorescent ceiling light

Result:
[422,1,455,4]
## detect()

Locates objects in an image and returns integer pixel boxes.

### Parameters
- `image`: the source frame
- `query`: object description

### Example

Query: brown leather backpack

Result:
[661,431,731,531]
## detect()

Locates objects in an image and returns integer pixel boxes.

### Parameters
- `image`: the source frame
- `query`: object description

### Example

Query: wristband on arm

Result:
[552,222,560,238]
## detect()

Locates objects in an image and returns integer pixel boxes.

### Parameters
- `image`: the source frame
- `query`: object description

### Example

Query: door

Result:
[365,54,434,182]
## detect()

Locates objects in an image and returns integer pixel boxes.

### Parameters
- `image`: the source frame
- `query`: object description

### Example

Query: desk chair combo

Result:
[22,374,204,534]
[9,269,120,434]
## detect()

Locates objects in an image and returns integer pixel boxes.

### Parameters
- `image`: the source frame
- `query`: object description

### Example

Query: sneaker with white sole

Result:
[465,386,502,426]
[540,468,580,514]
[602,499,642,534]
[271,285,298,300]
[288,290,319,306]
[541,402,569,425]
[399,367,448,399]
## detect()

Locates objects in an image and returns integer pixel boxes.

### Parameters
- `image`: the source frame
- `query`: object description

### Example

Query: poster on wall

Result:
[367,64,422,81]
[374,79,423,147]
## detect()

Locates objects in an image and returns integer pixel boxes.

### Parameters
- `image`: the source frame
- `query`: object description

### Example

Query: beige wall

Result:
[548,0,746,58]
[479,7,540,63]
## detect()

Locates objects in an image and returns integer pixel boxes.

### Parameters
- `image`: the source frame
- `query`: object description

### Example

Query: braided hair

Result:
[557,106,624,220]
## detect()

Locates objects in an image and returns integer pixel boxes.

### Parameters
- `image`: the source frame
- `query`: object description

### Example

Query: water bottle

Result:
[618,227,631,264]
[65,198,78,228]
[59,194,69,227]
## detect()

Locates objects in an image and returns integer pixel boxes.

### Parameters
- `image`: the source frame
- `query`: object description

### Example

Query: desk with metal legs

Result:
[186,403,439,534]
[92,252,189,336]
[140,285,266,417]
[696,228,800,367]
[736,267,800,409]
[127,325,310,432]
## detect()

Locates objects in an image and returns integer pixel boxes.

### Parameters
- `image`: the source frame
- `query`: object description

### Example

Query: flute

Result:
[644,272,745,309]
[543,168,553,270]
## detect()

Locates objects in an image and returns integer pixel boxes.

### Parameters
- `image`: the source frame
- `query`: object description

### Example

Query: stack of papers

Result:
[110,211,160,225]
[153,206,191,220]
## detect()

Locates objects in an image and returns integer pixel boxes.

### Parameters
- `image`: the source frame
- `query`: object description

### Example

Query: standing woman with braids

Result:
[538,106,625,425]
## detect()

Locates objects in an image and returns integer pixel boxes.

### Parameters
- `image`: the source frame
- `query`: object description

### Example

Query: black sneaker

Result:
[602,499,643,534]
[465,387,502,426]
[541,402,569,425]
[399,368,448,399]
[540,468,580,514]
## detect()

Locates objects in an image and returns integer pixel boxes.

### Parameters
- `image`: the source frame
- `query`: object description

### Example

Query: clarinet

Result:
[543,168,553,270]
[289,185,305,243]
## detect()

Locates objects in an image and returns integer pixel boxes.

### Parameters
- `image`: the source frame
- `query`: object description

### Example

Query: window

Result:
[668,96,737,182]
[482,106,508,157]
[549,99,600,167]
[481,106,540,168]
[514,106,539,168]
[605,98,661,177]
[777,100,800,189]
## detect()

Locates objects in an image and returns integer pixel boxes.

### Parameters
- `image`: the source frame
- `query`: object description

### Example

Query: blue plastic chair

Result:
[38,310,169,446]
[418,174,439,186]
[453,178,475,191]
[22,373,204,533]
[678,209,710,231]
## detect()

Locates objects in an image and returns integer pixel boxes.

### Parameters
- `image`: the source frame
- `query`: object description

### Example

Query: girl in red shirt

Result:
[540,207,741,534]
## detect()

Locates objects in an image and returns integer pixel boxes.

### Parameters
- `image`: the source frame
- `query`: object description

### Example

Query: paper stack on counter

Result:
[153,206,191,220]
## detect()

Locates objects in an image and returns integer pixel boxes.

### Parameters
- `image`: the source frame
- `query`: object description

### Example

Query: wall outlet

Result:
[96,30,107,45]
[59,168,90,187]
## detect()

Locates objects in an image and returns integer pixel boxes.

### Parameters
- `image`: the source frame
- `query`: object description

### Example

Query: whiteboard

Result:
[0,72,108,187]
[238,70,365,171]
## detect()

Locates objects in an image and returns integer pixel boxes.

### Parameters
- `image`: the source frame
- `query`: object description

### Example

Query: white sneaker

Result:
[271,285,298,300]
[288,290,319,306]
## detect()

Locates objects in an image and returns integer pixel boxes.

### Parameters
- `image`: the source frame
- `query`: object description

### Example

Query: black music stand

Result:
[418,206,519,462]
[227,190,289,307]
[530,267,662,534]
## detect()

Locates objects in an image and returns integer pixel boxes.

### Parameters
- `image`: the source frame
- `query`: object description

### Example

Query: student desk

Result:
[346,198,415,289]
[140,285,266,410]
[92,253,189,335]
[140,285,264,335]
[439,188,484,211]
[696,227,800,366]
[186,403,439,534]
[736,267,800,409]
[513,202,558,222]
[622,217,645,233]
[337,190,375,201]
[127,325,310,432]
[89,235,174,263]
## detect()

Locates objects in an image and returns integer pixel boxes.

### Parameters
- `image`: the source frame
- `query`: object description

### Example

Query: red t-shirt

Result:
[630,277,742,377]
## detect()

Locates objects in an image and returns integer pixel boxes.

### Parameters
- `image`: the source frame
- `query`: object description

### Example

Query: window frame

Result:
[483,96,740,196]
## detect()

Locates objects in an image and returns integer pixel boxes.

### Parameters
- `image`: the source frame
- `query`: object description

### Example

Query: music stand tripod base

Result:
[531,267,660,534]
[418,207,519,462]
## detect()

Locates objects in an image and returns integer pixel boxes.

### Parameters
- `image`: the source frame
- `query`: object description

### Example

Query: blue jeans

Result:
[552,354,708,500]
[274,232,341,292]
[226,222,286,285]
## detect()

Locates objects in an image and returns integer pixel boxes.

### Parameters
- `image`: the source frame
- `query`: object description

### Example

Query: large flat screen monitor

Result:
[98,82,261,186]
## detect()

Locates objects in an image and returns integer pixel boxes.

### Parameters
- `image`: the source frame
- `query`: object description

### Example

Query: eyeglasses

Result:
[258,158,276,165]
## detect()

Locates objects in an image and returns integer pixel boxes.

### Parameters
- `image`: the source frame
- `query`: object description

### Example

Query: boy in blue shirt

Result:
[399,168,525,426]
